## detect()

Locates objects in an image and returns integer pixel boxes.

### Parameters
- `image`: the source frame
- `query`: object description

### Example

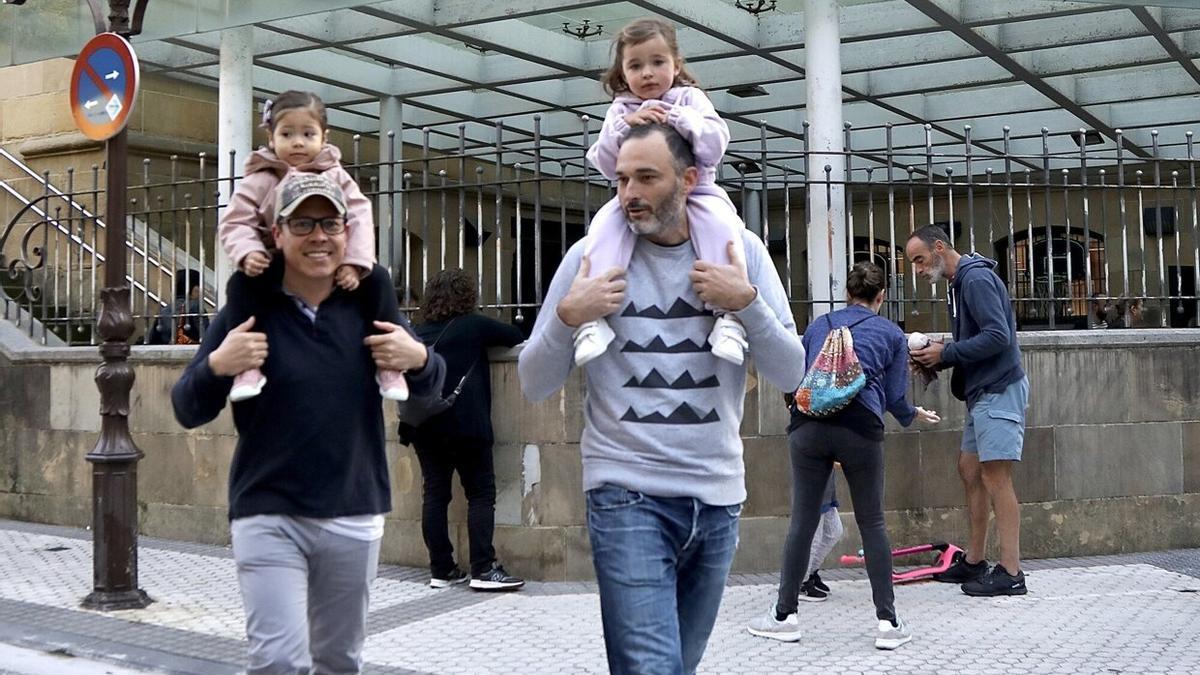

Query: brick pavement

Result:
[0,520,1196,674]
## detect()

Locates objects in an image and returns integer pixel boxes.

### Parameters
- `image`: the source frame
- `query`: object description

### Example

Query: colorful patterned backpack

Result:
[793,314,875,417]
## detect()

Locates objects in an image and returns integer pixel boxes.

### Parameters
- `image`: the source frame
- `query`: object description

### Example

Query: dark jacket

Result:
[400,312,524,445]
[942,254,1024,408]
[793,305,917,430]
[171,266,446,520]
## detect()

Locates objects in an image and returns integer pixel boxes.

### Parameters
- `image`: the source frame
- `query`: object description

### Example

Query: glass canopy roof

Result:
[3,0,1199,174]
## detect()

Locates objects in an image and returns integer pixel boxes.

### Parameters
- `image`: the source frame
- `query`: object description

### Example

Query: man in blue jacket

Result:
[906,225,1029,597]
[172,173,445,673]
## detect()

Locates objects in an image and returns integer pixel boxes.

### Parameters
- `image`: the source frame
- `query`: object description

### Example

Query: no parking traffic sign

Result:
[69,32,140,141]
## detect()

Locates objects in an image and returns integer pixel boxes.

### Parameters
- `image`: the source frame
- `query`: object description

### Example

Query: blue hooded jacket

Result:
[942,254,1024,408]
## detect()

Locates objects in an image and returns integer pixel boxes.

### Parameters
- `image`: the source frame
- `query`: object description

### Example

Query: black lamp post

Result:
[80,0,152,612]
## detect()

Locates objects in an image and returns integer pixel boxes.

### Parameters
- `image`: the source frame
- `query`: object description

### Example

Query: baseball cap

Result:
[275,173,348,220]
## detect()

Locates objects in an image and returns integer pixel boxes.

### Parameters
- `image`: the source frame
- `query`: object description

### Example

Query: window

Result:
[1142,207,1176,238]
[997,227,1106,325]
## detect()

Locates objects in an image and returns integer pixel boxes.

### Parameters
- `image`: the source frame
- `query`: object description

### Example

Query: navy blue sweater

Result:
[941,255,1024,408]
[172,270,446,521]
[799,305,917,427]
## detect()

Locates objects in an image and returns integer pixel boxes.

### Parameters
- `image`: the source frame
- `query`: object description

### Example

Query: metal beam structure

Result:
[904,0,1153,159]
[1131,5,1200,88]
[6,0,1200,173]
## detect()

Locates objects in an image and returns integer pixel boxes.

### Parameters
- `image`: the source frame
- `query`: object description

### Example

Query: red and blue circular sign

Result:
[69,33,140,142]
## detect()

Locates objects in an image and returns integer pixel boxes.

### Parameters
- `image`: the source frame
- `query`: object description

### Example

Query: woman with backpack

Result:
[747,262,940,650]
[400,269,527,592]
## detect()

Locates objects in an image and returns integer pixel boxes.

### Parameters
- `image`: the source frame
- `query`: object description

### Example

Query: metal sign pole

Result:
[79,0,151,612]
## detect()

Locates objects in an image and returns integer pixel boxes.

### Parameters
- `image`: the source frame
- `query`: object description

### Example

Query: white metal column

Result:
[378,96,403,277]
[216,26,254,308]
[805,0,847,319]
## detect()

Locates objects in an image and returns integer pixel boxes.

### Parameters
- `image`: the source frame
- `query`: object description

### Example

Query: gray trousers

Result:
[231,515,381,675]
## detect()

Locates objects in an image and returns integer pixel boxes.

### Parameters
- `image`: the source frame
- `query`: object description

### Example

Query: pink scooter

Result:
[840,542,964,584]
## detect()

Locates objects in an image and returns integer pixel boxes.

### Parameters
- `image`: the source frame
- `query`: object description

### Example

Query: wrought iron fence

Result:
[2,118,1197,346]
[1,146,219,345]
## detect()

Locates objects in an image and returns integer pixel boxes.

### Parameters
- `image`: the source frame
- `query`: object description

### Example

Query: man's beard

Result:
[926,254,946,283]
[623,181,686,238]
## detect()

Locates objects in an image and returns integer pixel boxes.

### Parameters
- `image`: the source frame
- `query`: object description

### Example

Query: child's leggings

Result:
[804,506,845,579]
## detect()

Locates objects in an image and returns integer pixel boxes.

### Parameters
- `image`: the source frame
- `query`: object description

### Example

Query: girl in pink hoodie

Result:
[218,90,408,402]
[573,18,749,368]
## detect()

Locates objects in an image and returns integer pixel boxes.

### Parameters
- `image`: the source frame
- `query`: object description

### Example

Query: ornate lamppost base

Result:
[81,588,153,611]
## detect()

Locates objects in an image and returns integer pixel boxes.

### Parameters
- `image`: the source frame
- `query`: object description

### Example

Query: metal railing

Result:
[1,147,218,344]
[2,119,1197,345]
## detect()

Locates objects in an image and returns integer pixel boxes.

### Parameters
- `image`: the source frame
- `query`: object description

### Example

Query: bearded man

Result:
[519,123,804,673]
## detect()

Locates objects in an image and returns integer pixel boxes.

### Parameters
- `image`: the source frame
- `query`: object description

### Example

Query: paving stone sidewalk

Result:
[0,519,1197,674]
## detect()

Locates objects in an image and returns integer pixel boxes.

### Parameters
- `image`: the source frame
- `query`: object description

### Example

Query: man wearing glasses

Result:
[172,173,445,674]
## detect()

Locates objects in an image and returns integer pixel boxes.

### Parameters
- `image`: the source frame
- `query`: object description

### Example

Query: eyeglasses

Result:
[281,217,345,236]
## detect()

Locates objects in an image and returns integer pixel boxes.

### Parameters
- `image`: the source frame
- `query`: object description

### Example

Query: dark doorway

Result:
[1167,266,1197,328]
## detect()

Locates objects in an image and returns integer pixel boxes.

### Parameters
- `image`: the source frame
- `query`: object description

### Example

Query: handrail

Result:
[0,179,163,306]
[0,146,216,310]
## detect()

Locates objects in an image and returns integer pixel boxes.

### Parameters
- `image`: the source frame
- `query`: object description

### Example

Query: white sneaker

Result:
[746,604,802,642]
[573,318,615,366]
[708,315,748,365]
[875,616,913,650]
[229,369,266,402]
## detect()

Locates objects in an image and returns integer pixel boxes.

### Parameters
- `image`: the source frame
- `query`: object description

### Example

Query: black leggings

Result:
[776,411,896,621]
[412,434,498,578]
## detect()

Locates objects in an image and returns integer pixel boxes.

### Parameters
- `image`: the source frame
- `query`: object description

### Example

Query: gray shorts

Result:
[962,376,1029,462]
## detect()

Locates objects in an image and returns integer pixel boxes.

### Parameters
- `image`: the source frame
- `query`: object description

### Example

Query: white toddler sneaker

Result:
[573,317,615,366]
[229,369,267,402]
[377,369,409,401]
[708,315,748,365]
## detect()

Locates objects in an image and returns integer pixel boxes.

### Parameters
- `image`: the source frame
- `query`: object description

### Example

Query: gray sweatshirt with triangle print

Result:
[518,230,805,506]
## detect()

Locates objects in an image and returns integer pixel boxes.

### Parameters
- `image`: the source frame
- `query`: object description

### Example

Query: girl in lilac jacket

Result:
[217,90,408,402]
[573,18,749,368]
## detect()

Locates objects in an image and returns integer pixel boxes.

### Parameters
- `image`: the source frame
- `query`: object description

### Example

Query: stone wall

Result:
[2,321,1199,579]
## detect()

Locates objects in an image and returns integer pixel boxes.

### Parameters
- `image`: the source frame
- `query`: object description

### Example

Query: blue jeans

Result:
[586,485,742,675]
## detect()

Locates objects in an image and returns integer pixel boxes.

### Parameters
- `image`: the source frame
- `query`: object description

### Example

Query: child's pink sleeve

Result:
[333,167,377,273]
[585,102,633,180]
[666,88,730,168]
[218,173,273,269]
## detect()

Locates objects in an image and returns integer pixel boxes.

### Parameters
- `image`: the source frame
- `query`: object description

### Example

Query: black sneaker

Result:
[798,577,829,602]
[469,563,525,592]
[430,567,469,589]
[809,570,830,594]
[931,551,988,584]
[961,564,1027,597]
